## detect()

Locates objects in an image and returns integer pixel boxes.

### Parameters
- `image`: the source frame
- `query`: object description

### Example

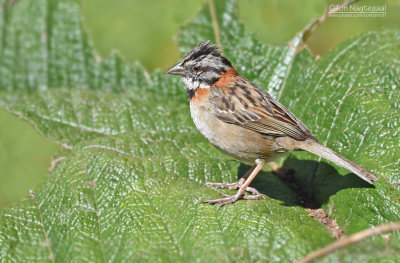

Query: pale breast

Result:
[190,99,281,163]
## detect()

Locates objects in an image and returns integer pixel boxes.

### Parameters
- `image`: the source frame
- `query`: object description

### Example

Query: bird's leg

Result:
[268,161,292,177]
[268,161,281,172]
[204,159,266,206]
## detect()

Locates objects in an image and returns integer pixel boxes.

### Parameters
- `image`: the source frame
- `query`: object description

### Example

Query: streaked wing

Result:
[209,76,314,141]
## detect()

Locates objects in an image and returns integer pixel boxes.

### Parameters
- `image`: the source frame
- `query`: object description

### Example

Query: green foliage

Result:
[0,0,399,262]
[282,29,400,236]
[81,0,203,71]
[0,109,59,207]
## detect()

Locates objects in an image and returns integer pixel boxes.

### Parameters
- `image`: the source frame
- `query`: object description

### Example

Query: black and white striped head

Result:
[167,41,232,90]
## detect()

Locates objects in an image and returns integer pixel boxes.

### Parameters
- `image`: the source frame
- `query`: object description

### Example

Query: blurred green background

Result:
[1,0,399,208]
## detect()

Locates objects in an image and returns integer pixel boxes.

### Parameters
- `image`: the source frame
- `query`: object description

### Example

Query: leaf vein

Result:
[30,191,55,263]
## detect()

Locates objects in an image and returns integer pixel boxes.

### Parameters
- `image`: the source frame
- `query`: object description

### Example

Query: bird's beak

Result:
[167,63,186,77]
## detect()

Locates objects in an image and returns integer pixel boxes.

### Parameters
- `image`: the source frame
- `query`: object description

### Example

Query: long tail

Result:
[295,140,378,184]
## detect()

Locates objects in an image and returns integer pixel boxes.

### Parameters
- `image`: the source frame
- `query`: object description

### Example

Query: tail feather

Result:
[296,140,378,184]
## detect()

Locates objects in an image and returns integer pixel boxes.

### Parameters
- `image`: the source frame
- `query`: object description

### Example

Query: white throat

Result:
[183,77,199,90]
[183,77,210,90]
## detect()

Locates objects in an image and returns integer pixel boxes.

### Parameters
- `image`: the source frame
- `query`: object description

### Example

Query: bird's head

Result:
[167,41,233,90]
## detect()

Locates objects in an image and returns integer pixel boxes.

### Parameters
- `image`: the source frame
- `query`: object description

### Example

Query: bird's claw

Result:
[204,193,266,206]
[205,180,262,195]
[204,180,266,206]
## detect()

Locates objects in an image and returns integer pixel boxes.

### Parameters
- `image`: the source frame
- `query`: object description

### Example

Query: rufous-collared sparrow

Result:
[167,41,378,206]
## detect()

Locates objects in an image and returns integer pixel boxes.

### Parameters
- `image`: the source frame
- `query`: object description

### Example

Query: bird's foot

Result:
[205,178,261,195]
[204,192,266,206]
[204,179,266,206]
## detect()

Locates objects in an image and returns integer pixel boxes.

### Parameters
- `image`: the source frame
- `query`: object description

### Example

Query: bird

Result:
[167,41,378,206]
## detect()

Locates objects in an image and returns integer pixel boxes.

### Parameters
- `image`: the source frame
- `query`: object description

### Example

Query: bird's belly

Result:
[190,103,281,163]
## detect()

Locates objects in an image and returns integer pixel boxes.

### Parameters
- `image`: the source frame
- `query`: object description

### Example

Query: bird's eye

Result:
[193,66,201,72]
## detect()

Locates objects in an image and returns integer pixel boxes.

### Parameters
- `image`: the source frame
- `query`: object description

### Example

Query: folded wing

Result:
[210,76,315,141]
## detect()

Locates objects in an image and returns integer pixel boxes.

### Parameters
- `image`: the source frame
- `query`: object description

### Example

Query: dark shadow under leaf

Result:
[236,156,374,209]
